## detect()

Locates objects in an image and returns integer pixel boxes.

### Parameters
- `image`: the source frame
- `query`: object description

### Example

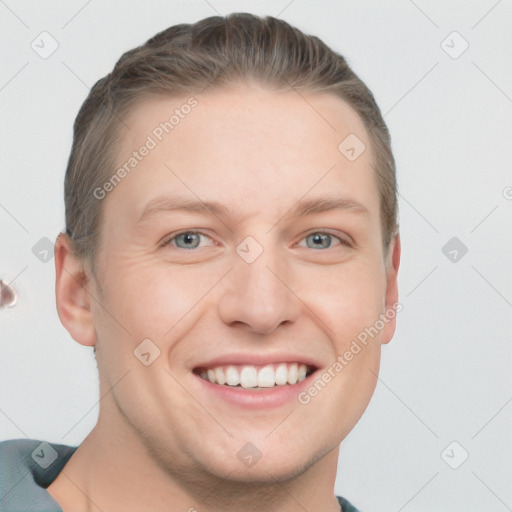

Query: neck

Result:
[48,411,341,512]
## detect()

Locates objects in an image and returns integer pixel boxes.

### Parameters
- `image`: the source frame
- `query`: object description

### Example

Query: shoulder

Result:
[0,438,77,511]
[337,495,363,512]
[0,438,47,482]
[0,438,77,480]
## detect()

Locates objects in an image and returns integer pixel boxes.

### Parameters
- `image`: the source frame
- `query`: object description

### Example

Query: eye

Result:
[298,231,349,250]
[161,231,215,250]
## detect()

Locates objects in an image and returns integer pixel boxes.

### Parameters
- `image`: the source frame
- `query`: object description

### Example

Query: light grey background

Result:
[1,1,511,510]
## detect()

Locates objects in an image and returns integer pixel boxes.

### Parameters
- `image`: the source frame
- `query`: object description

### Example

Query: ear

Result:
[381,233,401,345]
[54,233,97,347]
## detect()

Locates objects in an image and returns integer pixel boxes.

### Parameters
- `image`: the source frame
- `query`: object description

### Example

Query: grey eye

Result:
[305,233,334,249]
[174,232,202,249]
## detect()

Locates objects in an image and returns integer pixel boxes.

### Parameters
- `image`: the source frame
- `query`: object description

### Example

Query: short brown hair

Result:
[64,13,398,271]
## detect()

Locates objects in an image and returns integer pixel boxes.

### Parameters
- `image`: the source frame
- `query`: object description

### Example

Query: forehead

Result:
[106,85,379,227]
[121,85,369,157]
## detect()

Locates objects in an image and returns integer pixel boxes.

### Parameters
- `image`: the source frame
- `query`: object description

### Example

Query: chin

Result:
[196,440,330,485]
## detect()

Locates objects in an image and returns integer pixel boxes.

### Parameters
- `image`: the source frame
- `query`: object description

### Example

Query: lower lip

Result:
[193,373,317,409]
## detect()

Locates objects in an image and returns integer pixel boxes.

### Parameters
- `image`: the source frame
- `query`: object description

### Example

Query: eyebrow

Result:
[138,194,369,223]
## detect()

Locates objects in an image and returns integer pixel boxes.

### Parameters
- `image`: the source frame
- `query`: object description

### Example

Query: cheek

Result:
[93,249,386,359]
[97,260,228,343]
[296,257,387,342]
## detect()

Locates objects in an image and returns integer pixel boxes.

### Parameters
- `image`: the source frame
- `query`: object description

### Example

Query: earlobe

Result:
[381,233,401,345]
[54,233,97,347]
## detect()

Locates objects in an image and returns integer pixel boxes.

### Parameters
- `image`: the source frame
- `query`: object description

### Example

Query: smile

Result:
[195,363,314,389]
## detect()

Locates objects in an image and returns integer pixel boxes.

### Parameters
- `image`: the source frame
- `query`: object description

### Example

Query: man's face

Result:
[87,85,398,482]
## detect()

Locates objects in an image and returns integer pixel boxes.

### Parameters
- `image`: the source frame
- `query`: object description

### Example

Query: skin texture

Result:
[49,84,400,512]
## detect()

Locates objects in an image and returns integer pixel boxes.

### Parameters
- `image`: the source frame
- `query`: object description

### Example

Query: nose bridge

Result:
[217,236,300,333]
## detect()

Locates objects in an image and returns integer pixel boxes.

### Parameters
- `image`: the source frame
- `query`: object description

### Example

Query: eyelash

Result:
[161,230,352,250]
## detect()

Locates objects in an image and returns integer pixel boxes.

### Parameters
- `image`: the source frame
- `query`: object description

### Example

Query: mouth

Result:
[193,362,316,390]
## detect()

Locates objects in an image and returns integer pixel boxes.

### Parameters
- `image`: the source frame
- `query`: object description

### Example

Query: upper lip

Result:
[192,353,322,371]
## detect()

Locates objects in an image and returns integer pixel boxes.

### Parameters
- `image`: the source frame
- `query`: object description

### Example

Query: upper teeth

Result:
[200,363,309,388]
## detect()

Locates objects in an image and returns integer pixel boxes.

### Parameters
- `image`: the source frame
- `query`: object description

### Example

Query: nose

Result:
[217,242,301,334]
